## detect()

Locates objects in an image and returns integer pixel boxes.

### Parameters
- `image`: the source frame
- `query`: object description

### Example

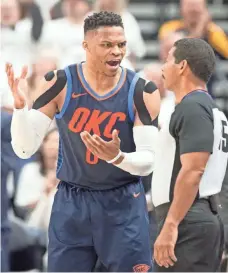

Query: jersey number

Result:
[219,120,228,153]
[86,149,99,165]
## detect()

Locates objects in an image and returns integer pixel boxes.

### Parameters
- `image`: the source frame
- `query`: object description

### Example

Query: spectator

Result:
[27,169,59,270]
[15,129,59,218]
[40,0,90,67]
[14,128,59,270]
[0,0,43,107]
[27,48,60,106]
[159,0,228,61]
[34,0,59,20]
[158,0,228,119]
[1,108,27,272]
[18,0,44,42]
[27,169,59,231]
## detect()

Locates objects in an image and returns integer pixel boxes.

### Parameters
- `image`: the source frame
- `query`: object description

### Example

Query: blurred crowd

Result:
[1,0,228,271]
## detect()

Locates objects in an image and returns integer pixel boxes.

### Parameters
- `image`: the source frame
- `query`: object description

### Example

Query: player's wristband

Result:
[106,150,122,164]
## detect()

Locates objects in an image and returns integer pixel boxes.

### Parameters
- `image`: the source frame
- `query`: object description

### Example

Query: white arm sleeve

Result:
[11,105,52,159]
[115,126,158,176]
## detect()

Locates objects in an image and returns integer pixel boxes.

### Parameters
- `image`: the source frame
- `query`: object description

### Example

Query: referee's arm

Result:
[165,102,213,227]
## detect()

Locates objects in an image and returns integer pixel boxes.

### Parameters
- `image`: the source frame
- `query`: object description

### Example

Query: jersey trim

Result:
[128,74,139,122]
[56,137,63,174]
[56,66,73,119]
[77,63,126,101]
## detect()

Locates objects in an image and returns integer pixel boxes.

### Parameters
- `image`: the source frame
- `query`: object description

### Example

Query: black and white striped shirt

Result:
[152,91,228,207]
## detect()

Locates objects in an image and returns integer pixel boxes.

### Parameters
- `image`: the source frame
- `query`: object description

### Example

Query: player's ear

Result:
[179,60,187,75]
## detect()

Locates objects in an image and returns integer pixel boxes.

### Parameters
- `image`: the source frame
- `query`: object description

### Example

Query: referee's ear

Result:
[179,59,188,76]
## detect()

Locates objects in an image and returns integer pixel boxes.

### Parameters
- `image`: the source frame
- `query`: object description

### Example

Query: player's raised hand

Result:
[5,63,28,109]
[80,129,121,163]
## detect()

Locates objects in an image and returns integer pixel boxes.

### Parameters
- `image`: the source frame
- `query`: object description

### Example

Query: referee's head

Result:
[162,38,216,90]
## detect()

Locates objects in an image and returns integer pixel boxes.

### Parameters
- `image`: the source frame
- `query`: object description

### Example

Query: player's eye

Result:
[102,43,112,48]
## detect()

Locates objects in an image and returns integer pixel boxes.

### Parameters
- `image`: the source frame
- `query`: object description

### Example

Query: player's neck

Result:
[82,62,122,94]
[174,79,207,104]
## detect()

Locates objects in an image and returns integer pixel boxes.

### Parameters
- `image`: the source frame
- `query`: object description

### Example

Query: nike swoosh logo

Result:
[133,192,140,198]
[72,92,87,99]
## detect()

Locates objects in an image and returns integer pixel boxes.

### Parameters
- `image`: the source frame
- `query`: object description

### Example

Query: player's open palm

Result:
[81,129,121,162]
[5,63,28,109]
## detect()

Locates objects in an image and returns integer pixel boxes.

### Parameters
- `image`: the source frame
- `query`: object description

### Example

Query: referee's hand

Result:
[154,223,178,268]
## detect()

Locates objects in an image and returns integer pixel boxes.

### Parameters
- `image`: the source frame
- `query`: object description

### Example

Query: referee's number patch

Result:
[219,120,228,153]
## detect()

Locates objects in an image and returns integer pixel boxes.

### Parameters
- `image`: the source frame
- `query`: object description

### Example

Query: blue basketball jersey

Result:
[55,63,140,190]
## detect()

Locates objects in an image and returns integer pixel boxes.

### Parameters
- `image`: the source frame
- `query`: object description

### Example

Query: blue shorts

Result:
[48,181,152,272]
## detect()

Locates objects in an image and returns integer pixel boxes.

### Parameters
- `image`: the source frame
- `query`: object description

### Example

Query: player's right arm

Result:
[6,63,66,159]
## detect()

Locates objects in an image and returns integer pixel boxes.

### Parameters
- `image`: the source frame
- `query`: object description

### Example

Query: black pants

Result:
[154,199,224,272]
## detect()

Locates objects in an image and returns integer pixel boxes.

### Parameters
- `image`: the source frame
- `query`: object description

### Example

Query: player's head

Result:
[83,11,126,77]
[162,38,215,90]
[181,0,207,28]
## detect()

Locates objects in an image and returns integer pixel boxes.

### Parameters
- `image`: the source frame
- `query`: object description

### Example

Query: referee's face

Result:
[162,47,180,91]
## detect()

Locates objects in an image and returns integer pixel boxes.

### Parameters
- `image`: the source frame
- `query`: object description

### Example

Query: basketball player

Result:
[152,38,228,271]
[6,11,160,272]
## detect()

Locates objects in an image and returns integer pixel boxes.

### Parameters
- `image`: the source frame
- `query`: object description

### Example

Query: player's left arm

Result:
[113,81,160,176]
[154,102,213,268]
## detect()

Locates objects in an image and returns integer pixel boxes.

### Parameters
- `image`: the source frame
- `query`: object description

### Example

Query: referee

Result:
[152,38,228,271]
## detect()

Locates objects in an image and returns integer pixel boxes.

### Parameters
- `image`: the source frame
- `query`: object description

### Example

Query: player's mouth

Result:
[106,60,121,70]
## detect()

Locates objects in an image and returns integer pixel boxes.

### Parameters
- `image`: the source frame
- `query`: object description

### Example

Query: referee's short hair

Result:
[173,38,216,83]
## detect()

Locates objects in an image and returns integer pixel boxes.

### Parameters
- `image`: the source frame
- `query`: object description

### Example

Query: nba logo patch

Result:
[133,264,150,272]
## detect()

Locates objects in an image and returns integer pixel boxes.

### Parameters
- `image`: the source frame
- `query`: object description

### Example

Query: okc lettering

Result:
[68,107,126,164]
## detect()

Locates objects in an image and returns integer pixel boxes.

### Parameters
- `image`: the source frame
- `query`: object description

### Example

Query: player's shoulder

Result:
[34,69,67,99]
[127,69,157,93]
[44,69,67,83]
[125,68,141,86]
[45,64,80,82]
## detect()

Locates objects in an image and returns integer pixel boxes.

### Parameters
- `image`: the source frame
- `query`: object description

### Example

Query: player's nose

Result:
[111,45,122,56]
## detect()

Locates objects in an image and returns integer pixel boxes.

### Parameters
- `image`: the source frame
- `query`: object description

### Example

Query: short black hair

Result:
[84,11,124,35]
[173,38,216,83]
